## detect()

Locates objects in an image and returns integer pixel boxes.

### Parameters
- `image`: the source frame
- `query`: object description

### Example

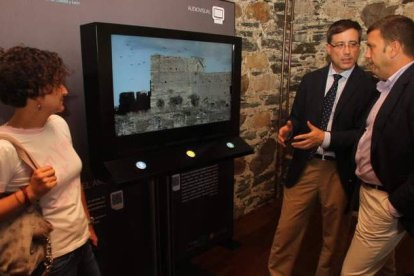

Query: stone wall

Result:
[150,55,231,109]
[230,0,414,218]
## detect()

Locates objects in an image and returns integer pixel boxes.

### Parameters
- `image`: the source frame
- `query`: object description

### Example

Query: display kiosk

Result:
[80,22,252,275]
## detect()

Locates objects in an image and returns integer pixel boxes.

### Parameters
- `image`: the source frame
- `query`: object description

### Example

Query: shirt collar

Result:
[328,64,354,80]
[376,61,414,93]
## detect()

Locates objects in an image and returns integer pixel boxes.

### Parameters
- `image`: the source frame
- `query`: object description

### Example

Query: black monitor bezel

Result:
[80,22,242,166]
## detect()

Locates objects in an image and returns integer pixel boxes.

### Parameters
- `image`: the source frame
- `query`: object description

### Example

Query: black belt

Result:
[363,182,387,192]
[313,154,335,161]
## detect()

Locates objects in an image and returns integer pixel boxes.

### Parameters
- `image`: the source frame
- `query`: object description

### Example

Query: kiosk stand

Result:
[80,22,250,275]
[86,137,252,275]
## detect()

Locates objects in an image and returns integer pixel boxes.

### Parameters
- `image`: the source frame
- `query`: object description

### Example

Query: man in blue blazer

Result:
[268,20,376,276]
[342,15,414,275]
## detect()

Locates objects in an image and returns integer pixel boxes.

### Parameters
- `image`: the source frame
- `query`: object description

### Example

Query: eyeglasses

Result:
[329,41,360,50]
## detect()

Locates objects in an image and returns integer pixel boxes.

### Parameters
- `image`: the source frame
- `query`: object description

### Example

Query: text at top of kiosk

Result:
[104,136,253,185]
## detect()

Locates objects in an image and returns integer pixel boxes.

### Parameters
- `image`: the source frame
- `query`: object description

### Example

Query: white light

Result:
[226,142,235,149]
[135,161,147,170]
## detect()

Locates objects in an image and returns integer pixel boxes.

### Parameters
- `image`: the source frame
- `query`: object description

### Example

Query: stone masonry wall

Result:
[230,0,414,218]
[150,55,230,109]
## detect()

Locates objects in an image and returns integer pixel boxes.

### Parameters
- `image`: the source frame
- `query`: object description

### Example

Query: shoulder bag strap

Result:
[0,133,39,170]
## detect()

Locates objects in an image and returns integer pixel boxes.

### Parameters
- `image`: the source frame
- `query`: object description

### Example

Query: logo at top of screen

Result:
[212,6,225,24]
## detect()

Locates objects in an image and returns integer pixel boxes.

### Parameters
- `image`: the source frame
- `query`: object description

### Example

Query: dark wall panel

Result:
[0,0,234,168]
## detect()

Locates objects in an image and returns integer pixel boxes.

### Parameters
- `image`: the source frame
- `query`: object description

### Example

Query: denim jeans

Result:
[33,242,101,276]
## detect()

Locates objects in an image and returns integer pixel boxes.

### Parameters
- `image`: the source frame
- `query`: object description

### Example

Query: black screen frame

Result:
[80,22,242,170]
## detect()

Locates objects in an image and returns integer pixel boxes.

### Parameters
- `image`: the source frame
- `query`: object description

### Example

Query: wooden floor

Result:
[186,199,414,276]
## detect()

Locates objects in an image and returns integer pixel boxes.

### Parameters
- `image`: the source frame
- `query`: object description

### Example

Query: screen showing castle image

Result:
[111,34,234,137]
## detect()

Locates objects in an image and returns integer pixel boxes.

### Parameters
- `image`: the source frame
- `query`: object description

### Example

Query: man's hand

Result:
[291,121,325,149]
[277,120,293,147]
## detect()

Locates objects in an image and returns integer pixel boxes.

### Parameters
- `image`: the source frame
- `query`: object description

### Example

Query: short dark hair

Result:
[327,19,362,44]
[367,15,414,57]
[0,46,68,107]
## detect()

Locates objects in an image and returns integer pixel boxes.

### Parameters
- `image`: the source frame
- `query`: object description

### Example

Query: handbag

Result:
[0,134,53,276]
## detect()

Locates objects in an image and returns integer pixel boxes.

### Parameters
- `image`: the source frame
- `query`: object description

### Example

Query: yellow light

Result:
[186,150,196,158]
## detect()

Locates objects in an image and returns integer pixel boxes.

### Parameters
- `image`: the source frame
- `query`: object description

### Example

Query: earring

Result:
[37,103,42,111]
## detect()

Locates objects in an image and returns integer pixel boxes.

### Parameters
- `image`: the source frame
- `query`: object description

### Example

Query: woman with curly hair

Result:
[0,46,101,276]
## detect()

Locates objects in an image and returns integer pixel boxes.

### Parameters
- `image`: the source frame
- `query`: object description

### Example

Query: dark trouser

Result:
[33,242,101,276]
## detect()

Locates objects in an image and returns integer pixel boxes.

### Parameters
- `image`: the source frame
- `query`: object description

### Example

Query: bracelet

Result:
[19,186,31,206]
[14,191,24,205]
[88,216,95,225]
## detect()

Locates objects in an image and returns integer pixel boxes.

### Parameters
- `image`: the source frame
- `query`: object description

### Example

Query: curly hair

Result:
[0,46,68,107]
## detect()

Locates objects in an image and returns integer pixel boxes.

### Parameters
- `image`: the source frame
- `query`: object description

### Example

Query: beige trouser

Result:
[268,159,350,276]
[341,185,406,276]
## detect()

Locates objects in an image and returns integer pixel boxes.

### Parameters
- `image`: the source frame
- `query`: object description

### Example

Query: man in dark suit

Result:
[341,15,414,276]
[268,20,376,276]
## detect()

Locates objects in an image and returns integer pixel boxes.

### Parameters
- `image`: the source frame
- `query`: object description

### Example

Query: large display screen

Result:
[111,34,233,136]
[80,22,242,171]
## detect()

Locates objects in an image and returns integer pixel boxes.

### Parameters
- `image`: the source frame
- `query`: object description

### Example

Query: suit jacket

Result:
[369,63,414,235]
[284,65,376,199]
